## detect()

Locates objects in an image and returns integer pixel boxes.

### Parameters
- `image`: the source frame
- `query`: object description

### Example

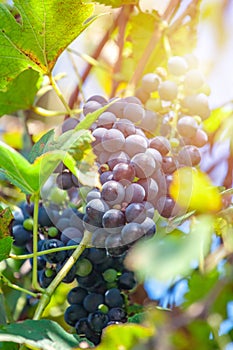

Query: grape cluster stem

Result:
[33,230,92,320]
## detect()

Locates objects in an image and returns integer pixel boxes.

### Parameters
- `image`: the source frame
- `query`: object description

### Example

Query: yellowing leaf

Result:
[169,167,222,213]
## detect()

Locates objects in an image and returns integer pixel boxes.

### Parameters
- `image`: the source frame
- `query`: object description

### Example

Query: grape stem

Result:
[9,244,91,260]
[32,193,44,292]
[48,72,72,116]
[31,105,82,117]
[0,273,39,298]
[33,230,92,320]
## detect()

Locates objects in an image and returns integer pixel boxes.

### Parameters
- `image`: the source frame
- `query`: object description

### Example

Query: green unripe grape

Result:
[98,304,109,314]
[49,187,68,205]
[48,226,58,237]
[23,218,34,231]
[45,268,54,278]
[170,138,180,148]
[103,268,118,283]
[145,98,162,112]
[76,258,93,277]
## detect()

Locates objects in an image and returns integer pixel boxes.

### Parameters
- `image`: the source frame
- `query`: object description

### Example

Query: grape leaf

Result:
[28,129,55,163]
[0,237,13,262]
[0,0,94,90]
[0,70,42,117]
[0,319,81,350]
[94,0,137,7]
[0,208,13,239]
[95,323,153,350]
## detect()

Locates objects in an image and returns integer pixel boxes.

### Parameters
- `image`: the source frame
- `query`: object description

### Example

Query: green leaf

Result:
[0,70,42,117]
[94,0,137,7]
[0,207,13,239]
[28,129,55,163]
[183,269,219,308]
[203,107,232,134]
[126,215,214,281]
[0,0,94,89]
[0,319,81,350]
[0,141,40,194]
[95,323,153,350]
[0,237,13,262]
[128,312,146,324]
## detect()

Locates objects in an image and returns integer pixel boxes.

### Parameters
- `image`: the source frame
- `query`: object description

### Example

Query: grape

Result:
[125,202,150,223]
[61,118,79,133]
[182,94,210,120]
[23,218,33,231]
[105,288,124,308]
[178,145,201,166]
[92,228,110,248]
[86,95,108,104]
[47,226,58,237]
[56,172,74,190]
[61,227,83,244]
[100,171,113,185]
[141,73,160,93]
[67,286,88,304]
[39,269,56,288]
[77,270,104,289]
[107,99,127,118]
[87,248,107,264]
[99,151,111,164]
[123,103,145,123]
[139,110,159,134]
[56,261,77,283]
[69,214,84,232]
[184,69,205,90]
[83,293,104,313]
[92,127,107,153]
[12,224,32,247]
[12,209,24,225]
[112,163,135,184]
[108,308,127,322]
[83,214,102,232]
[105,233,127,257]
[41,239,66,264]
[64,304,88,326]
[121,222,145,245]
[83,100,102,116]
[117,271,137,290]
[131,153,155,178]
[85,199,109,224]
[189,128,208,148]
[149,136,171,156]
[145,148,162,166]
[103,268,118,283]
[107,151,130,170]
[135,87,150,104]
[76,318,101,345]
[124,134,148,157]
[156,196,180,218]
[113,119,136,137]
[101,180,125,206]
[38,206,53,227]
[158,80,178,101]
[124,183,145,203]
[168,56,188,76]
[97,112,117,129]
[124,96,142,105]
[177,116,198,138]
[162,156,178,174]
[137,178,158,203]
[76,258,93,277]
[102,129,125,152]
[141,217,156,238]
[102,209,125,233]
[88,311,109,333]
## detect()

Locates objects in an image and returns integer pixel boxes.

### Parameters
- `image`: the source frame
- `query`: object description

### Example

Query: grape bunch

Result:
[10,54,210,345]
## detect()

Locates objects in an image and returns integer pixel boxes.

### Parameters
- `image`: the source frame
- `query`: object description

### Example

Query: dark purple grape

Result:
[61,118,79,133]
[121,222,145,245]
[83,293,104,313]
[101,180,125,206]
[117,271,137,290]
[88,311,109,333]
[105,288,124,308]
[124,183,145,203]
[67,286,88,304]
[108,307,127,322]
[64,304,88,326]
[12,224,32,247]
[113,163,135,184]
[102,209,125,233]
